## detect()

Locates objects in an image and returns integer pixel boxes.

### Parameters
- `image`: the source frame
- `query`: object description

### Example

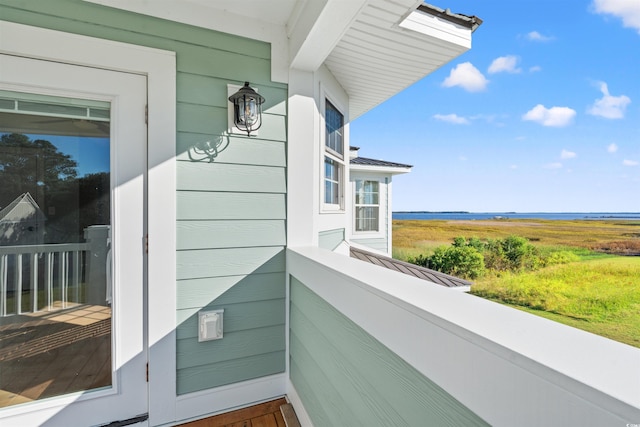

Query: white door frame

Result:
[0,21,177,426]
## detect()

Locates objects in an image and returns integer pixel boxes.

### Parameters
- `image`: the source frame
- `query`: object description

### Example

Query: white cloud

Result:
[623,159,639,166]
[587,81,631,119]
[522,104,577,127]
[529,65,542,73]
[561,149,577,159]
[488,55,521,74]
[442,62,489,92]
[433,113,470,124]
[459,156,468,161]
[543,162,563,169]
[592,0,640,34]
[607,143,619,153]
[526,31,554,41]
[509,165,518,169]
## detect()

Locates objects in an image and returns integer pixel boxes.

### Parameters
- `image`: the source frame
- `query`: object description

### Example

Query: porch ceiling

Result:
[84,0,478,119]
[328,0,476,119]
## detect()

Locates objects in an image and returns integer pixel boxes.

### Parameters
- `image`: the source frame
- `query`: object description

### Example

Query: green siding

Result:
[318,228,345,251]
[176,192,285,220]
[178,351,285,392]
[177,247,284,280]
[177,162,286,193]
[0,0,286,396]
[176,273,286,310]
[178,299,286,339]
[290,277,489,427]
[177,220,285,250]
[351,237,388,253]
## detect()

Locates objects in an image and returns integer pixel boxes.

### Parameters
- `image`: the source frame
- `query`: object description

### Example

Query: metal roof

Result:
[351,157,413,169]
[350,246,472,288]
[418,3,483,32]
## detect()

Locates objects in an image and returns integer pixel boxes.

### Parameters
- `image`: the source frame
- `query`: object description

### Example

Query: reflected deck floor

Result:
[0,303,111,408]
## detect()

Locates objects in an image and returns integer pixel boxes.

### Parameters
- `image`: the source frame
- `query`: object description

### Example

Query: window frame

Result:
[353,179,381,233]
[321,96,346,212]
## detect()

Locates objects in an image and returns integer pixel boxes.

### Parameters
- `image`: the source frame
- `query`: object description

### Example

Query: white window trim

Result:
[320,89,347,213]
[0,20,177,426]
[353,178,384,235]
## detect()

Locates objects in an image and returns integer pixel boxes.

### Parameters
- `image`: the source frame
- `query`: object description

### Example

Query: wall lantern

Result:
[228,82,265,136]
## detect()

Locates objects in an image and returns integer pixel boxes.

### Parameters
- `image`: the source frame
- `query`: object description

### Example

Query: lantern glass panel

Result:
[239,97,258,126]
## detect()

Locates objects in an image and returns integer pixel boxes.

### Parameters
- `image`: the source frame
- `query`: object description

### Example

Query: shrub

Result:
[484,238,509,271]
[408,253,430,268]
[500,235,540,271]
[428,245,485,280]
[408,234,568,279]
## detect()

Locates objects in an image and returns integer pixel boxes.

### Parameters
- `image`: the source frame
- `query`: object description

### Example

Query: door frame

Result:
[0,21,177,426]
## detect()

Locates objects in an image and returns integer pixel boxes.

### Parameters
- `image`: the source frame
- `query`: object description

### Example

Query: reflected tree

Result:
[1,133,109,243]
[0,132,77,209]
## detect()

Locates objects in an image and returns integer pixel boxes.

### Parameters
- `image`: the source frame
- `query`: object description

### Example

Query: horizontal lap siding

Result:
[351,236,387,253]
[289,276,488,427]
[0,0,287,396]
[318,228,345,251]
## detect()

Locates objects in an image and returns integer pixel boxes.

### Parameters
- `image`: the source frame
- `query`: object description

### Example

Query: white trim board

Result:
[174,374,287,425]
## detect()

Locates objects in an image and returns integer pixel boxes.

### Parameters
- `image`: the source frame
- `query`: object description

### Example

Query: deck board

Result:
[178,397,297,427]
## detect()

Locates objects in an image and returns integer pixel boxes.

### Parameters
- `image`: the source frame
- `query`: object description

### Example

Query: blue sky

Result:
[351,0,640,213]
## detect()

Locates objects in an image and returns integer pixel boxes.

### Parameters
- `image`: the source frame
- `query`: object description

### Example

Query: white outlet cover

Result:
[198,309,224,342]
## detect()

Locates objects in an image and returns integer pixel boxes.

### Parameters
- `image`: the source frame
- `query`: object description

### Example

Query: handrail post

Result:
[45,252,53,311]
[72,250,80,303]
[60,251,68,309]
[15,254,22,314]
[85,225,110,306]
[31,252,38,312]
[0,254,7,316]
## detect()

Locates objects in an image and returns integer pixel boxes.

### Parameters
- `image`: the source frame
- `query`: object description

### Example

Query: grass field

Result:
[392,219,640,347]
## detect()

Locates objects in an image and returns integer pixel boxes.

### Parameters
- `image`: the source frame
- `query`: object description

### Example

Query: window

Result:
[324,100,344,207]
[354,180,379,231]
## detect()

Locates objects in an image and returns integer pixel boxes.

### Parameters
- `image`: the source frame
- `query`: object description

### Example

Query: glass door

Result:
[0,55,147,425]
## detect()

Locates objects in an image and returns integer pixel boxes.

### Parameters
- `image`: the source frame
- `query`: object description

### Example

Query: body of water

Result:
[393,212,640,221]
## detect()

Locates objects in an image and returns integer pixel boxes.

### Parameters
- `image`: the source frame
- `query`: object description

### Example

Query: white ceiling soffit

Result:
[326,0,475,119]
[83,0,476,118]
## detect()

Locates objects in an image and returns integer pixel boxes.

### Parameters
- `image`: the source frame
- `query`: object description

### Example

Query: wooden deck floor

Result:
[179,398,301,427]
[0,303,112,408]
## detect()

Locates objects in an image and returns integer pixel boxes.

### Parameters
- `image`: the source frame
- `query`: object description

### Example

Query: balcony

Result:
[286,246,640,426]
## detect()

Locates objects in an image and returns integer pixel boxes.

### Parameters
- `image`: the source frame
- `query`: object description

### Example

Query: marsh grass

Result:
[472,258,640,347]
[393,219,640,256]
[393,219,640,347]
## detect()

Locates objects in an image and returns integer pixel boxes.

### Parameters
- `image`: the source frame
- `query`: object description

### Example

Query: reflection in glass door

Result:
[0,91,112,407]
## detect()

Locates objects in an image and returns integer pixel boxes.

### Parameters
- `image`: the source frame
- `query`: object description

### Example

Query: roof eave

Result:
[350,164,413,175]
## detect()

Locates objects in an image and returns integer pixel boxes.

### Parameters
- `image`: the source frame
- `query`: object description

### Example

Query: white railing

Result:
[287,247,640,426]
[0,225,110,317]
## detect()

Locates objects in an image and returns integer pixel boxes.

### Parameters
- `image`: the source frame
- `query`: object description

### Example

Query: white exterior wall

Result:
[288,64,351,253]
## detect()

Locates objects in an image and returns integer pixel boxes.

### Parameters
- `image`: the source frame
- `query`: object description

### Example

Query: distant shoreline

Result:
[392,212,640,221]
[393,211,640,214]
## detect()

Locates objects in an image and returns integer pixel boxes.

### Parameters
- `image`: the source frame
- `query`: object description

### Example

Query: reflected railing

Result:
[0,225,110,316]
